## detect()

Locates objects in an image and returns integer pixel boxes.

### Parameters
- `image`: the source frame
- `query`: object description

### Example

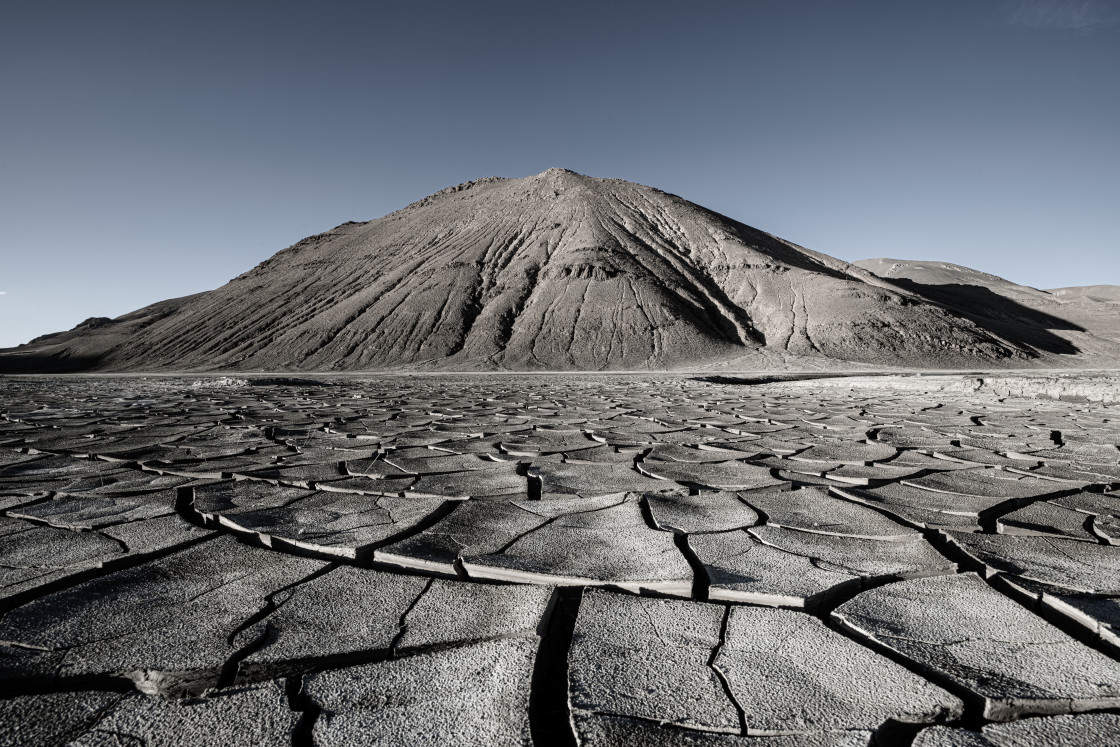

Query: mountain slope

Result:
[4,170,1028,372]
[0,295,201,374]
[1048,285,1120,304]
[855,258,1120,359]
[852,259,1055,306]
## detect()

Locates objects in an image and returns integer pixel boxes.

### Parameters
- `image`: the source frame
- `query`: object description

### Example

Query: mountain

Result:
[852,259,1055,306]
[1047,285,1120,304]
[2,169,1041,373]
[854,259,1120,360]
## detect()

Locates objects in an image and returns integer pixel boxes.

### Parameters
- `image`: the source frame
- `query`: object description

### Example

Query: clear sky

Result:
[2,0,1117,347]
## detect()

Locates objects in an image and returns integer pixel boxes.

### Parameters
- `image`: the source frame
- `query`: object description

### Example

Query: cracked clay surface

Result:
[2,373,1120,745]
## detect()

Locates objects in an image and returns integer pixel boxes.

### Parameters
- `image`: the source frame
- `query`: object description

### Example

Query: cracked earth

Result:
[1,373,1119,745]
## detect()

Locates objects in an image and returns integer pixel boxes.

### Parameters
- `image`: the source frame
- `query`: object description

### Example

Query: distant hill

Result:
[1047,285,1120,304]
[852,259,1054,305]
[854,258,1120,361]
[3,169,1095,373]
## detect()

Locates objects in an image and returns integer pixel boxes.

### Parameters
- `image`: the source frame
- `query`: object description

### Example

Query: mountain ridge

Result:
[853,257,1120,360]
[5,169,1095,374]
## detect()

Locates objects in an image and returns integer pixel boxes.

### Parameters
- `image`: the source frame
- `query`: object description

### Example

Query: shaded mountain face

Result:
[854,258,1120,359]
[852,258,1060,310]
[4,170,1027,373]
[0,295,201,374]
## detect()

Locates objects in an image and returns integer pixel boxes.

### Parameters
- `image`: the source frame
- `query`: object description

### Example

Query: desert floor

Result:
[1,373,1119,746]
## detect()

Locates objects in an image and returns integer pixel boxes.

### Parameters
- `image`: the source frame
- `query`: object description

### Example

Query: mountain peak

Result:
[528,167,599,189]
[538,167,581,177]
[2,172,1035,373]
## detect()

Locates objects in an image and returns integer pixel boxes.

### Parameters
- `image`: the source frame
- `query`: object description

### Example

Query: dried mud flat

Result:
[1,372,1120,746]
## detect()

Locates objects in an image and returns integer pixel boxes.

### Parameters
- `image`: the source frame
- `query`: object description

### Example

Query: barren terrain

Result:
[2,372,1119,745]
[11,170,1120,376]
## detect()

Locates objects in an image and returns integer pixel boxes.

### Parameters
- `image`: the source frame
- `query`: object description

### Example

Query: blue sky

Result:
[2,0,1117,347]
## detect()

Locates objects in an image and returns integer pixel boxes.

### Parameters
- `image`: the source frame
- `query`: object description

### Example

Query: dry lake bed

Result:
[1,373,1119,746]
